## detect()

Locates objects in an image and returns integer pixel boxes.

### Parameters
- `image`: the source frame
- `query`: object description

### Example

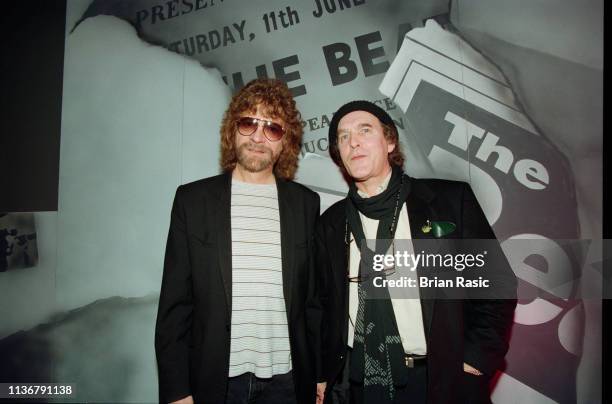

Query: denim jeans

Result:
[226,371,297,404]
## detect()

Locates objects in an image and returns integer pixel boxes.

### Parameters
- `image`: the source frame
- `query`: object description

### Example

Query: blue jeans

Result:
[225,371,297,404]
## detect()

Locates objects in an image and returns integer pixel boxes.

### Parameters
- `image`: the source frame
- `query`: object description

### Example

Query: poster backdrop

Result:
[0,0,603,403]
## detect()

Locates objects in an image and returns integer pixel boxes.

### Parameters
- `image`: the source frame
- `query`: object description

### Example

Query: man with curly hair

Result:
[155,78,323,404]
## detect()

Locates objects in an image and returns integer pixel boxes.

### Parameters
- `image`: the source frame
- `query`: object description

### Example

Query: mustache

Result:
[240,142,271,154]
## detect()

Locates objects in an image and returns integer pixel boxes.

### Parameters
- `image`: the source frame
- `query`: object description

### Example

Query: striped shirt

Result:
[228,179,292,378]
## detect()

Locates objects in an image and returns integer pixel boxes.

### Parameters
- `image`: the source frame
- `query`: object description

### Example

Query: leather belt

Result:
[404,354,427,368]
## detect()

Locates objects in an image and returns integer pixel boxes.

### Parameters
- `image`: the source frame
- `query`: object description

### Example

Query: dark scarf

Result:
[346,166,411,403]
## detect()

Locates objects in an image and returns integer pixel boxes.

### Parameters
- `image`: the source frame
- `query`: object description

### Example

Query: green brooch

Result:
[422,220,456,238]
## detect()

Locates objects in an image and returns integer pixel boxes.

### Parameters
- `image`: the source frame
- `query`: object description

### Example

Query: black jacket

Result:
[315,177,517,404]
[155,172,321,404]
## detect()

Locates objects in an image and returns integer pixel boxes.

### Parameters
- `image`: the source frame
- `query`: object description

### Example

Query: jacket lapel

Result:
[330,207,349,299]
[405,178,438,341]
[276,178,295,317]
[215,172,233,317]
[330,204,350,346]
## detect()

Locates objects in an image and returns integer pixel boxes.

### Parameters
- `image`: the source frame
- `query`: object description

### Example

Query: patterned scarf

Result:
[345,167,411,403]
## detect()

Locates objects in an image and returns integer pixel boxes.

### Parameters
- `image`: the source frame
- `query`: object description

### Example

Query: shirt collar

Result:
[357,170,393,198]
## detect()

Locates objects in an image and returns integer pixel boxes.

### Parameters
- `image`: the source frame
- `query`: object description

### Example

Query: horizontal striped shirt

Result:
[228,179,291,378]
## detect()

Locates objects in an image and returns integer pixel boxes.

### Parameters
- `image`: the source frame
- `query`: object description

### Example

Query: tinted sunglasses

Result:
[237,117,285,142]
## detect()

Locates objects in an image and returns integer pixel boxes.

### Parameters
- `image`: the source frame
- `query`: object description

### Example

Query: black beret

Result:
[328,100,396,163]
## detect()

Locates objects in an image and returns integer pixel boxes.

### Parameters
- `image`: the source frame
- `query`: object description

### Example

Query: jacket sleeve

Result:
[304,192,324,382]
[155,186,193,402]
[461,183,517,376]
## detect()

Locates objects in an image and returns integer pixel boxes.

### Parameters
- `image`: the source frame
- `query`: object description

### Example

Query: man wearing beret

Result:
[315,100,517,404]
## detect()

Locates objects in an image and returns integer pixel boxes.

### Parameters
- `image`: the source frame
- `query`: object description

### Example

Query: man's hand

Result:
[316,382,327,404]
[170,395,194,404]
[463,362,483,376]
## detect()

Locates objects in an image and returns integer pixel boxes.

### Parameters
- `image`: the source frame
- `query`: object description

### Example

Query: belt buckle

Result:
[405,356,414,368]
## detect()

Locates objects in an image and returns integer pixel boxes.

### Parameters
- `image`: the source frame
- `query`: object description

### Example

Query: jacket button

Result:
[339,355,344,360]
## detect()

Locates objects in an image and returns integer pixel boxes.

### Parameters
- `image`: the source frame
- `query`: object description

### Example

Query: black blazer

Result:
[315,177,517,404]
[155,173,321,404]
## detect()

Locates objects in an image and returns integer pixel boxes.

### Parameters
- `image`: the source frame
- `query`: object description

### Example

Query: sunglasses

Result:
[237,117,286,142]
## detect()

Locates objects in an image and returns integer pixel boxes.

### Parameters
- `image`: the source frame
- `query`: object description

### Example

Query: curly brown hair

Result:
[219,78,303,180]
[329,121,405,178]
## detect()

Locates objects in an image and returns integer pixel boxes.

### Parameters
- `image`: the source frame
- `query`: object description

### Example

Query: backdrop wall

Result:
[0,0,603,403]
